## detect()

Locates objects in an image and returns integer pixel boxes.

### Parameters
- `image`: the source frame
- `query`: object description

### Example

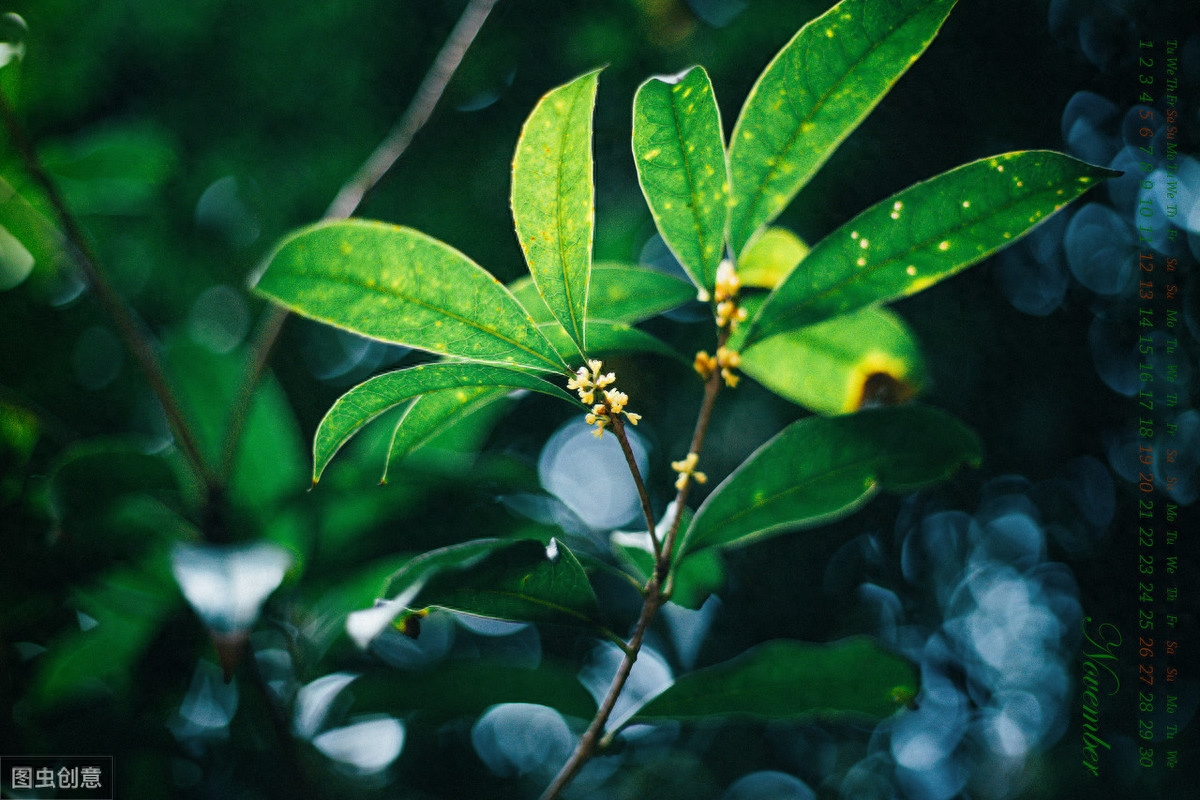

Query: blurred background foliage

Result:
[1,0,1198,798]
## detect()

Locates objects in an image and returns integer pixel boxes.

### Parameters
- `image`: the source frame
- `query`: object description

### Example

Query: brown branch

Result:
[0,90,217,492]
[611,414,661,561]
[220,0,503,484]
[540,330,731,800]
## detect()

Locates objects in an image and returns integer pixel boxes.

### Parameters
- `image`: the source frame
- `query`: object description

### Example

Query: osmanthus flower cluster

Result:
[567,358,640,437]
[251,0,1117,797]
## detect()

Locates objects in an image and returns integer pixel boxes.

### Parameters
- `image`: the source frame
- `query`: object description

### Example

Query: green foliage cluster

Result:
[0,0,1115,797]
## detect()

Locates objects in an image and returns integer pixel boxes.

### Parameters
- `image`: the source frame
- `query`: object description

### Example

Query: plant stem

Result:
[0,90,217,493]
[220,0,503,484]
[611,415,660,560]
[539,332,730,800]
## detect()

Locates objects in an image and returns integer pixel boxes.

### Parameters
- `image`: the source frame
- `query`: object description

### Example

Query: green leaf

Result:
[538,320,685,364]
[313,362,576,483]
[633,66,729,292]
[727,0,958,255]
[382,385,511,483]
[510,263,696,324]
[350,661,598,721]
[165,340,307,515]
[740,306,925,415]
[681,404,981,553]
[256,219,565,373]
[511,70,600,352]
[35,548,180,706]
[737,226,809,289]
[383,538,602,629]
[630,637,918,724]
[743,151,1117,347]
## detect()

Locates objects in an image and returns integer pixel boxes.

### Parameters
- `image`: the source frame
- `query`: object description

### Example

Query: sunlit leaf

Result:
[538,320,685,364]
[510,263,696,324]
[743,151,1118,347]
[739,306,925,415]
[728,0,958,255]
[350,661,598,721]
[255,219,565,373]
[312,362,576,484]
[681,405,981,553]
[736,226,808,289]
[382,385,510,483]
[512,70,600,352]
[382,538,602,629]
[633,66,728,292]
[630,637,918,724]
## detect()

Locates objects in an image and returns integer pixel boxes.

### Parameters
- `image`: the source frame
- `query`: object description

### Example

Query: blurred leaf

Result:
[510,263,696,324]
[744,151,1118,347]
[612,508,725,610]
[538,319,685,364]
[48,439,185,542]
[681,405,981,553]
[34,547,180,705]
[312,362,576,484]
[728,0,957,255]
[511,69,600,353]
[740,306,925,415]
[350,661,597,721]
[383,538,602,629]
[382,385,510,483]
[0,398,38,499]
[630,637,917,724]
[256,219,565,373]
[35,122,177,216]
[633,66,728,292]
[166,341,307,514]
[737,227,808,289]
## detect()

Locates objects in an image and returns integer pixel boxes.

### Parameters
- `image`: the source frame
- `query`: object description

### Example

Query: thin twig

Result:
[0,90,217,492]
[611,415,661,560]
[540,332,730,800]
[220,0,503,484]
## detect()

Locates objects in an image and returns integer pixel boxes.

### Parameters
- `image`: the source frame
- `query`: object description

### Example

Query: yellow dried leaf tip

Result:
[671,451,707,490]
[570,359,640,438]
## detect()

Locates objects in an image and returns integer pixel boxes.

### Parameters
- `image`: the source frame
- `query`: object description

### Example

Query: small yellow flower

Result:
[693,350,717,379]
[671,452,707,489]
[625,412,641,425]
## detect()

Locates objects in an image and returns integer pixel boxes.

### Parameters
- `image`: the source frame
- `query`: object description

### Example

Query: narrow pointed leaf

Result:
[382,385,511,482]
[728,0,958,255]
[313,363,576,483]
[633,66,729,291]
[538,320,685,364]
[740,306,925,415]
[510,263,696,324]
[383,538,602,629]
[682,405,981,554]
[255,219,565,372]
[744,151,1117,347]
[512,70,600,351]
[630,637,918,724]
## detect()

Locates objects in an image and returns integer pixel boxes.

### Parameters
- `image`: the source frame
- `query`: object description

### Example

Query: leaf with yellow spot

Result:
[742,150,1119,348]
[680,405,981,554]
[512,70,601,354]
[633,65,729,293]
[255,219,565,373]
[312,363,577,484]
[740,306,925,415]
[728,0,959,256]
